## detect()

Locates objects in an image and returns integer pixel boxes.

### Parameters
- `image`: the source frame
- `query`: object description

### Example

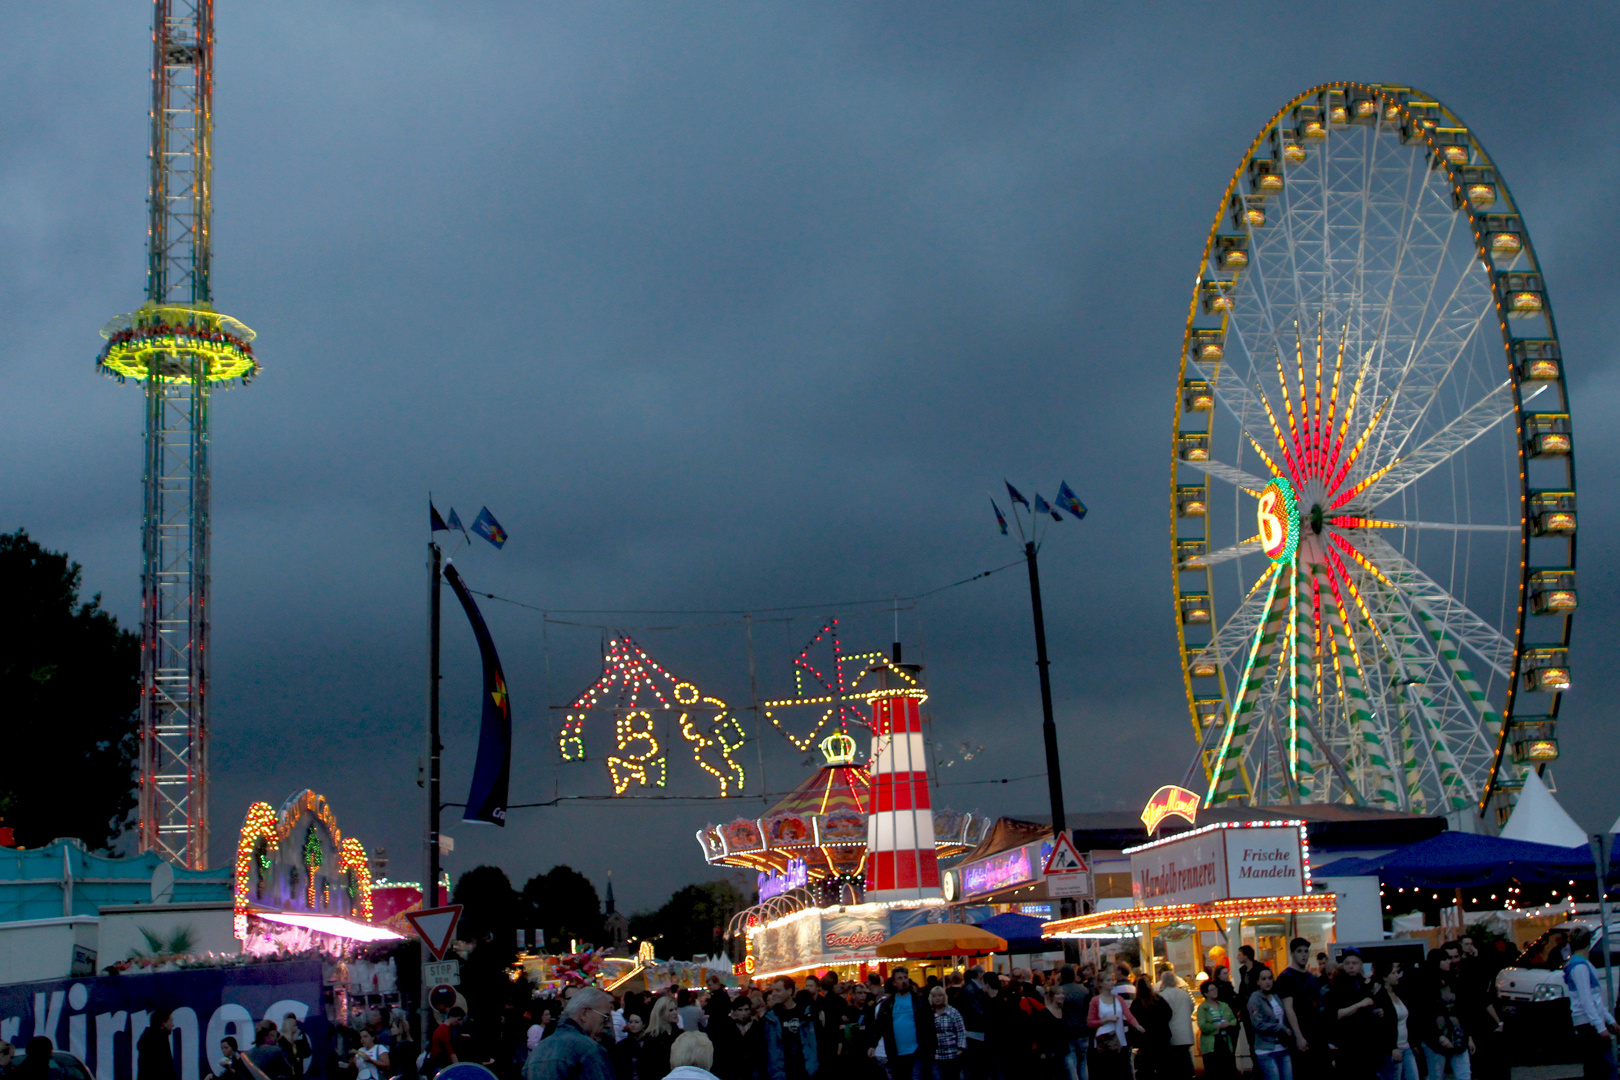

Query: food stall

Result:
[1043,819,1337,978]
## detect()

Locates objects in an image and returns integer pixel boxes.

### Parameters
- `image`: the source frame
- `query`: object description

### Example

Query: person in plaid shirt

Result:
[930,986,969,1080]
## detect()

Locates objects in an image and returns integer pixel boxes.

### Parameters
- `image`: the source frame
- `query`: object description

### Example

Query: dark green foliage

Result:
[521,865,602,952]
[0,530,139,850]
[628,880,750,961]
[450,865,527,1019]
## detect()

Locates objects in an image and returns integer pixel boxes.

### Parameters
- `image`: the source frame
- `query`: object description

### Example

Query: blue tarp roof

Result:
[1313,831,1600,889]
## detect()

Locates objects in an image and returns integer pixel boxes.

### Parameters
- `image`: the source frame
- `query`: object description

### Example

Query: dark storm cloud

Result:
[2,2,1618,908]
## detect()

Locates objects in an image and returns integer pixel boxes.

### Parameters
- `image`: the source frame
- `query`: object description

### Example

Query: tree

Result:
[521,865,602,952]
[450,865,527,1018]
[0,530,139,849]
[628,880,750,961]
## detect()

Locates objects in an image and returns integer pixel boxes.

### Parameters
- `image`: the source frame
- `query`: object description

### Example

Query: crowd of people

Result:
[505,934,1617,1080]
[10,931,1612,1080]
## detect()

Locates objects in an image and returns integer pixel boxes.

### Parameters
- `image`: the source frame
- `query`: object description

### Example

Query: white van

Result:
[1495,919,1620,1003]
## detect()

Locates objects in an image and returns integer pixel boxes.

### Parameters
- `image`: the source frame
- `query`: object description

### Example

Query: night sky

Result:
[2,3,1618,913]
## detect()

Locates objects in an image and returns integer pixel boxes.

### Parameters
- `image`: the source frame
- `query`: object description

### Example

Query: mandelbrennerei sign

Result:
[1129,825,1305,907]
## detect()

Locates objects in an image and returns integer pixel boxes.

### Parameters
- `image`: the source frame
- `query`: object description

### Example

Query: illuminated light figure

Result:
[96,0,262,869]
[762,621,884,751]
[862,656,941,902]
[606,710,667,795]
[676,682,747,797]
[1173,83,1577,820]
[561,636,745,796]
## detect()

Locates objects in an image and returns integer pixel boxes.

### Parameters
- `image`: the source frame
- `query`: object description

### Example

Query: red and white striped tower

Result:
[863,652,941,902]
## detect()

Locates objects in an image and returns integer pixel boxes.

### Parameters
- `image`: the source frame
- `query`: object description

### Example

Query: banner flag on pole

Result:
[443,563,511,826]
[447,508,471,542]
[1056,481,1088,520]
[1004,481,1030,508]
[471,507,508,549]
[991,499,1008,535]
[1034,494,1062,521]
[431,502,450,533]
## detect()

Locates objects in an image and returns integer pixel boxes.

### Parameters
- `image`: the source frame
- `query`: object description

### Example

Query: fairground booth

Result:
[1036,787,1446,977]
[1043,818,1331,976]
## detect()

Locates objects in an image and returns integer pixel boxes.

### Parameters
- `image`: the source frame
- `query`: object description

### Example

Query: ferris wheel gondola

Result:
[1171,84,1576,821]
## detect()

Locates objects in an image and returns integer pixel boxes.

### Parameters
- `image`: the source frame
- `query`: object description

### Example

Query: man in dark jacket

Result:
[871,968,935,1080]
[524,990,617,1080]
[957,969,991,1080]
[137,1011,179,1080]
[1058,967,1091,1080]
[1327,951,1384,1080]
[763,978,818,1080]
[711,996,767,1080]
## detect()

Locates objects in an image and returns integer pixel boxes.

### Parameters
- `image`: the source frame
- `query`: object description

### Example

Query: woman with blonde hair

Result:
[643,996,680,1079]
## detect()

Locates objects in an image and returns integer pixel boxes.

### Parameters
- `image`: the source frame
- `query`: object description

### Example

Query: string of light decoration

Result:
[559,637,747,797]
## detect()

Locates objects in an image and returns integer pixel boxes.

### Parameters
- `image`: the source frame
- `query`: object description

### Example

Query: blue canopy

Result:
[1313,831,1600,889]
[975,912,1050,952]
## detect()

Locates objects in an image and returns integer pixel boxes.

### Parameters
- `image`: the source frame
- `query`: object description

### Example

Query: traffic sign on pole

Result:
[1043,832,1089,875]
[406,904,464,960]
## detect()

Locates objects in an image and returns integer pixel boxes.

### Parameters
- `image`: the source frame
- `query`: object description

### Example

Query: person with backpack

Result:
[1563,926,1618,1080]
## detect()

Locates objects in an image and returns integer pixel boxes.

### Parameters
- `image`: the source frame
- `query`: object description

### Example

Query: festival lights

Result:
[304,826,323,910]
[761,621,901,751]
[676,682,748,797]
[606,710,667,794]
[234,801,280,939]
[234,792,376,942]
[339,838,374,922]
[561,637,744,796]
[1043,892,1337,938]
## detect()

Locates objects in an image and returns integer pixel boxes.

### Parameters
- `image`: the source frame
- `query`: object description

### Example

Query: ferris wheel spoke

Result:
[1373,521,1517,533]
[1319,570,1398,806]
[1179,457,1271,493]
[1366,238,1490,467]
[1381,616,1483,808]
[1188,355,1275,448]
[1182,539,1262,570]
[1357,381,1548,508]
[1383,592,1499,799]
[1207,572,1288,805]
[1193,578,1275,664]
[1359,535,1514,677]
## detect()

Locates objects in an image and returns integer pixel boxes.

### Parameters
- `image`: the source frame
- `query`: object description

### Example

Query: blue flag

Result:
[1034,494,1062,521]
[1004,481,1030,508]
[1057,481,1088,520]
[471,507,508,549]
[431,502,450,533]
[447,507,470,541]
[991,499,1008,535]
[444,564,511,826]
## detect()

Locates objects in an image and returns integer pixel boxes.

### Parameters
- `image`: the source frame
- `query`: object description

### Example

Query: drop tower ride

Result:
[97,0,259,868]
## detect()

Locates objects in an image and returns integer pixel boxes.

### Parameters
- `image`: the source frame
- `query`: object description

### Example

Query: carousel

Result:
[696,732,985,905]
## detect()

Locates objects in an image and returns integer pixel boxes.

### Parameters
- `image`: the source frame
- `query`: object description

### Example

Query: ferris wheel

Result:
[1171,84,1576,820]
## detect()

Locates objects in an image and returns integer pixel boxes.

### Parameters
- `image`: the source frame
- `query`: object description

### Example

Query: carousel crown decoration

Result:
[819,732,858,766]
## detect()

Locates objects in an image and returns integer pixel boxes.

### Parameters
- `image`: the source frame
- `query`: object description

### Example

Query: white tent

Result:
[1500,768,1589,848]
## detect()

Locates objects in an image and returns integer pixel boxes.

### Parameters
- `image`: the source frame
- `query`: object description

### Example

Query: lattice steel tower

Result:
[97,0,259,869]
